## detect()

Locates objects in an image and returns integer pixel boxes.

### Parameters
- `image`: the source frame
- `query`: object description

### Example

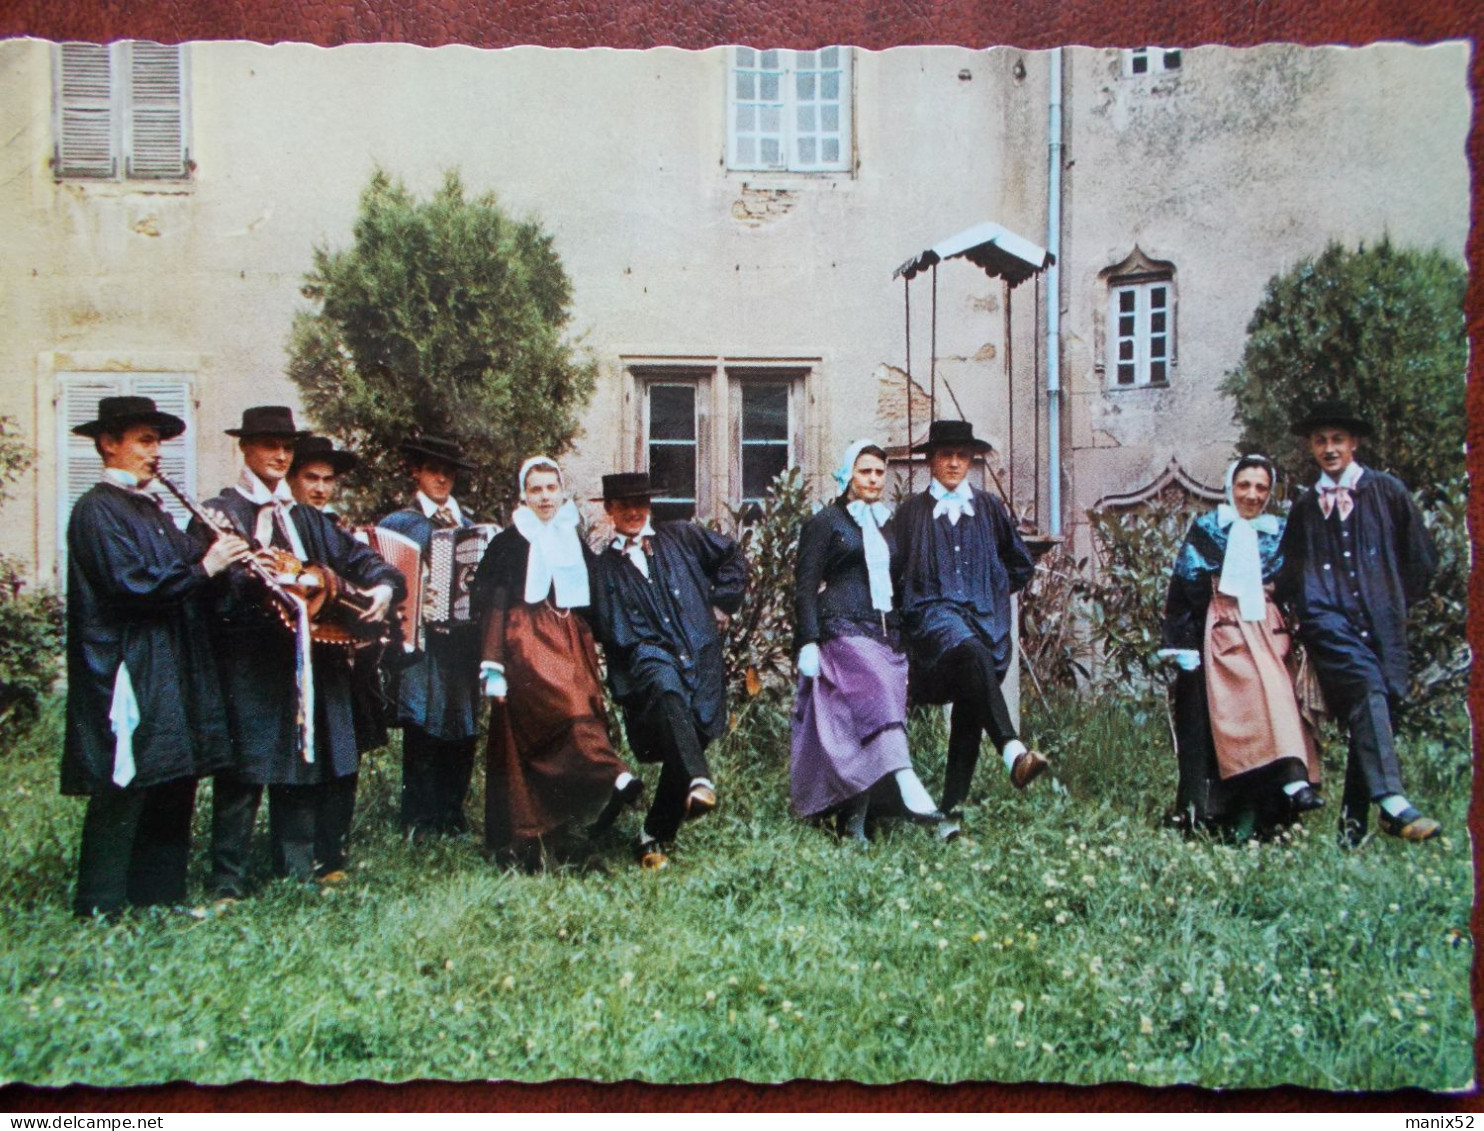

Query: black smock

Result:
[194,490,405,785]
[377,506,484,742]
[792,497,899,650]
[63,482,233,796]
[890,486,1035,698]
[1276,469,1437,702]
[590,522,747,755]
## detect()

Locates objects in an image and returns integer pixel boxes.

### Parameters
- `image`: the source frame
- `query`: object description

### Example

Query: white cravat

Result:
[101,468,166,510]
[929,479,975,526]
[234,469,307,558]
[512,500,590,607]
[611,522,655,579]
[845,499,894,612]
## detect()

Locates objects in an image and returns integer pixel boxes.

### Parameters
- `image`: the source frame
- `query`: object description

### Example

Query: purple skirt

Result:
[790,634,911,818]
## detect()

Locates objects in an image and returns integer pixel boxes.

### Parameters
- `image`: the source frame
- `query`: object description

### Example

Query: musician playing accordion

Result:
[377,434,487,839]
[196,406,403,901]
[63,397,250,916]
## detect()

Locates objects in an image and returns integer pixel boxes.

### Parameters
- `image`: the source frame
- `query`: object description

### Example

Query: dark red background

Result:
[0,0,1480,1113]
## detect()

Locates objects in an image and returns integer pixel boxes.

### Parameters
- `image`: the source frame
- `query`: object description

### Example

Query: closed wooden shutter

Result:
[55,42,115,179]
[56,374,197,580]
[125,42,188,179]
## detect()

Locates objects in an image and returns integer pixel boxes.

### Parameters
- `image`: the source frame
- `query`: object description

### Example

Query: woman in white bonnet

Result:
[790,439,955,844]
[1160,454,1321,837]
[472,457,641,868]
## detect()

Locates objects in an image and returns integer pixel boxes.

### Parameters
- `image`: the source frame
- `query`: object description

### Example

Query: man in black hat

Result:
[587,472,748,869]
[891,419,1045,817]
[1277,400,1441,843]
[198,406,403,898]
[378,435,485,837]
[63,396,250,915]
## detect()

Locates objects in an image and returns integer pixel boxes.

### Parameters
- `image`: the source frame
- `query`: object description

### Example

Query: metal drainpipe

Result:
[1046,48,1064,537]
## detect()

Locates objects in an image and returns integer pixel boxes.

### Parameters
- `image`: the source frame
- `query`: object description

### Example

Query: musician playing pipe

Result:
[194,406,403,899]
[376,435,485,839]
[63,396,251,916]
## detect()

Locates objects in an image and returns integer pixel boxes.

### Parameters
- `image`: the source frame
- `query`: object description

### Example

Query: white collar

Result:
[928,478,973,502]
[1317,462,1365,492]
[610,521,655,551]
[417,492,463,523]
[1215,503,1281,536]
[234,467,294,507]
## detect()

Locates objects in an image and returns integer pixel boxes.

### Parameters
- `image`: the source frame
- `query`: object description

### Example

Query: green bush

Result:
[0,558,64,739]
[1018,546,1091,697]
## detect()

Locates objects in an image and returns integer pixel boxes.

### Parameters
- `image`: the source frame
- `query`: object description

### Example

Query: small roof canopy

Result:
[893,221,1055,287]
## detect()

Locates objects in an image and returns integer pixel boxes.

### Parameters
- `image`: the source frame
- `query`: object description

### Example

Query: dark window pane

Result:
[742,444,789,500]
[651,500,696,524]
[1164,50,1181,70]
[1149,336,1166,359]
[1119,290,1135,312]
[742,384,789,440]
[648,445,696,502]
[649,385,695,440]
[1150,360,1167,383]
[1118,340,1134,361]
[1118,315,1135,337]
[1151,286,1167,307]
[1132,53,1148,74]
[1150,311,1166,333]
[1117,364,1135,385]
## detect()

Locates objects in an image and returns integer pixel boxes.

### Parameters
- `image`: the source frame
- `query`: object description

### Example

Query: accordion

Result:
[352,525,424,654]
[424,523,500,636]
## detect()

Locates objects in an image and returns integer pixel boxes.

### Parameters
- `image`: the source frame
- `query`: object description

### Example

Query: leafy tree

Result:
[1220,240,1465,496]
[287,168,597,521]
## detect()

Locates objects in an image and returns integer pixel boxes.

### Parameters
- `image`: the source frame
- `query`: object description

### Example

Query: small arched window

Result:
[1102,247,1177,389]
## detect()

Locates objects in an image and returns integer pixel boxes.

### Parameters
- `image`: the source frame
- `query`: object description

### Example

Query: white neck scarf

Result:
[929,478,975,526]
[610,521,656,579]
[1316,461,1365,521]
[845,499,894,612]
[235,468,306,558]
[1215,457,1280,622]
[512,500,589,607]
[417,491,463,525]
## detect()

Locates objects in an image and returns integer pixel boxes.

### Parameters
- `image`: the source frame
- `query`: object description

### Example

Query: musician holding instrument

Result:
[377,435,485,839]
[63,396,250,916]
[195,406,403,900]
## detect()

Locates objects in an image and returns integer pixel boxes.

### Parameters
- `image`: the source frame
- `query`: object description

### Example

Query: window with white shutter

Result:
[56,373,197,577]
[728,47,852,173]
[53,41,190,182]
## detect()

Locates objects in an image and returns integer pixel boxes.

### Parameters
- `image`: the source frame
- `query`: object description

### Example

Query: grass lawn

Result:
[0,690,1473,1089]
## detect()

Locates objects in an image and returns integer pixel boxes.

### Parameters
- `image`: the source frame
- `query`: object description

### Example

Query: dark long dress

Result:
[789,498,910,817]
[472,528,629,850]
[1163,510,1316,826]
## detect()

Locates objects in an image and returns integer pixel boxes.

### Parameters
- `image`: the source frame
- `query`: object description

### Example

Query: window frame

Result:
[53,40,192,182]
[726,47,853,174]
[627,358,812,521]
[1122,47,1183,78]
[1106,276,1176,390]
[56,372,198,580]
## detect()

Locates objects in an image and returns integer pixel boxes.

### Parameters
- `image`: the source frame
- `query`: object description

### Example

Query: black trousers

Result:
[1331,686,1407,826]
[632,692,713,844]
[209,774,358,895]
[934,641,1019,812]
[73,777,196,916]
[400,725,476,834]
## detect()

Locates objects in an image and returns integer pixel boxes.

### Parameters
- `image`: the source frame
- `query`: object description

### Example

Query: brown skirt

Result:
[484,602,628,849]
[1204,591,1320,782]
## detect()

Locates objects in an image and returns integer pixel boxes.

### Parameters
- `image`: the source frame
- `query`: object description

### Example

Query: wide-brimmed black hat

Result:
[290,435,359,475]
[398,434,477,472]
[1290,399,1372,438]
[225,405,311,439]
[911,418,995,454]
[72,395,186,440]
[592,471,667,502]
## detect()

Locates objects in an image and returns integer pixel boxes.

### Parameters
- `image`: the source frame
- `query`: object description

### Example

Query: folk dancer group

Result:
[62,395,1442,916]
